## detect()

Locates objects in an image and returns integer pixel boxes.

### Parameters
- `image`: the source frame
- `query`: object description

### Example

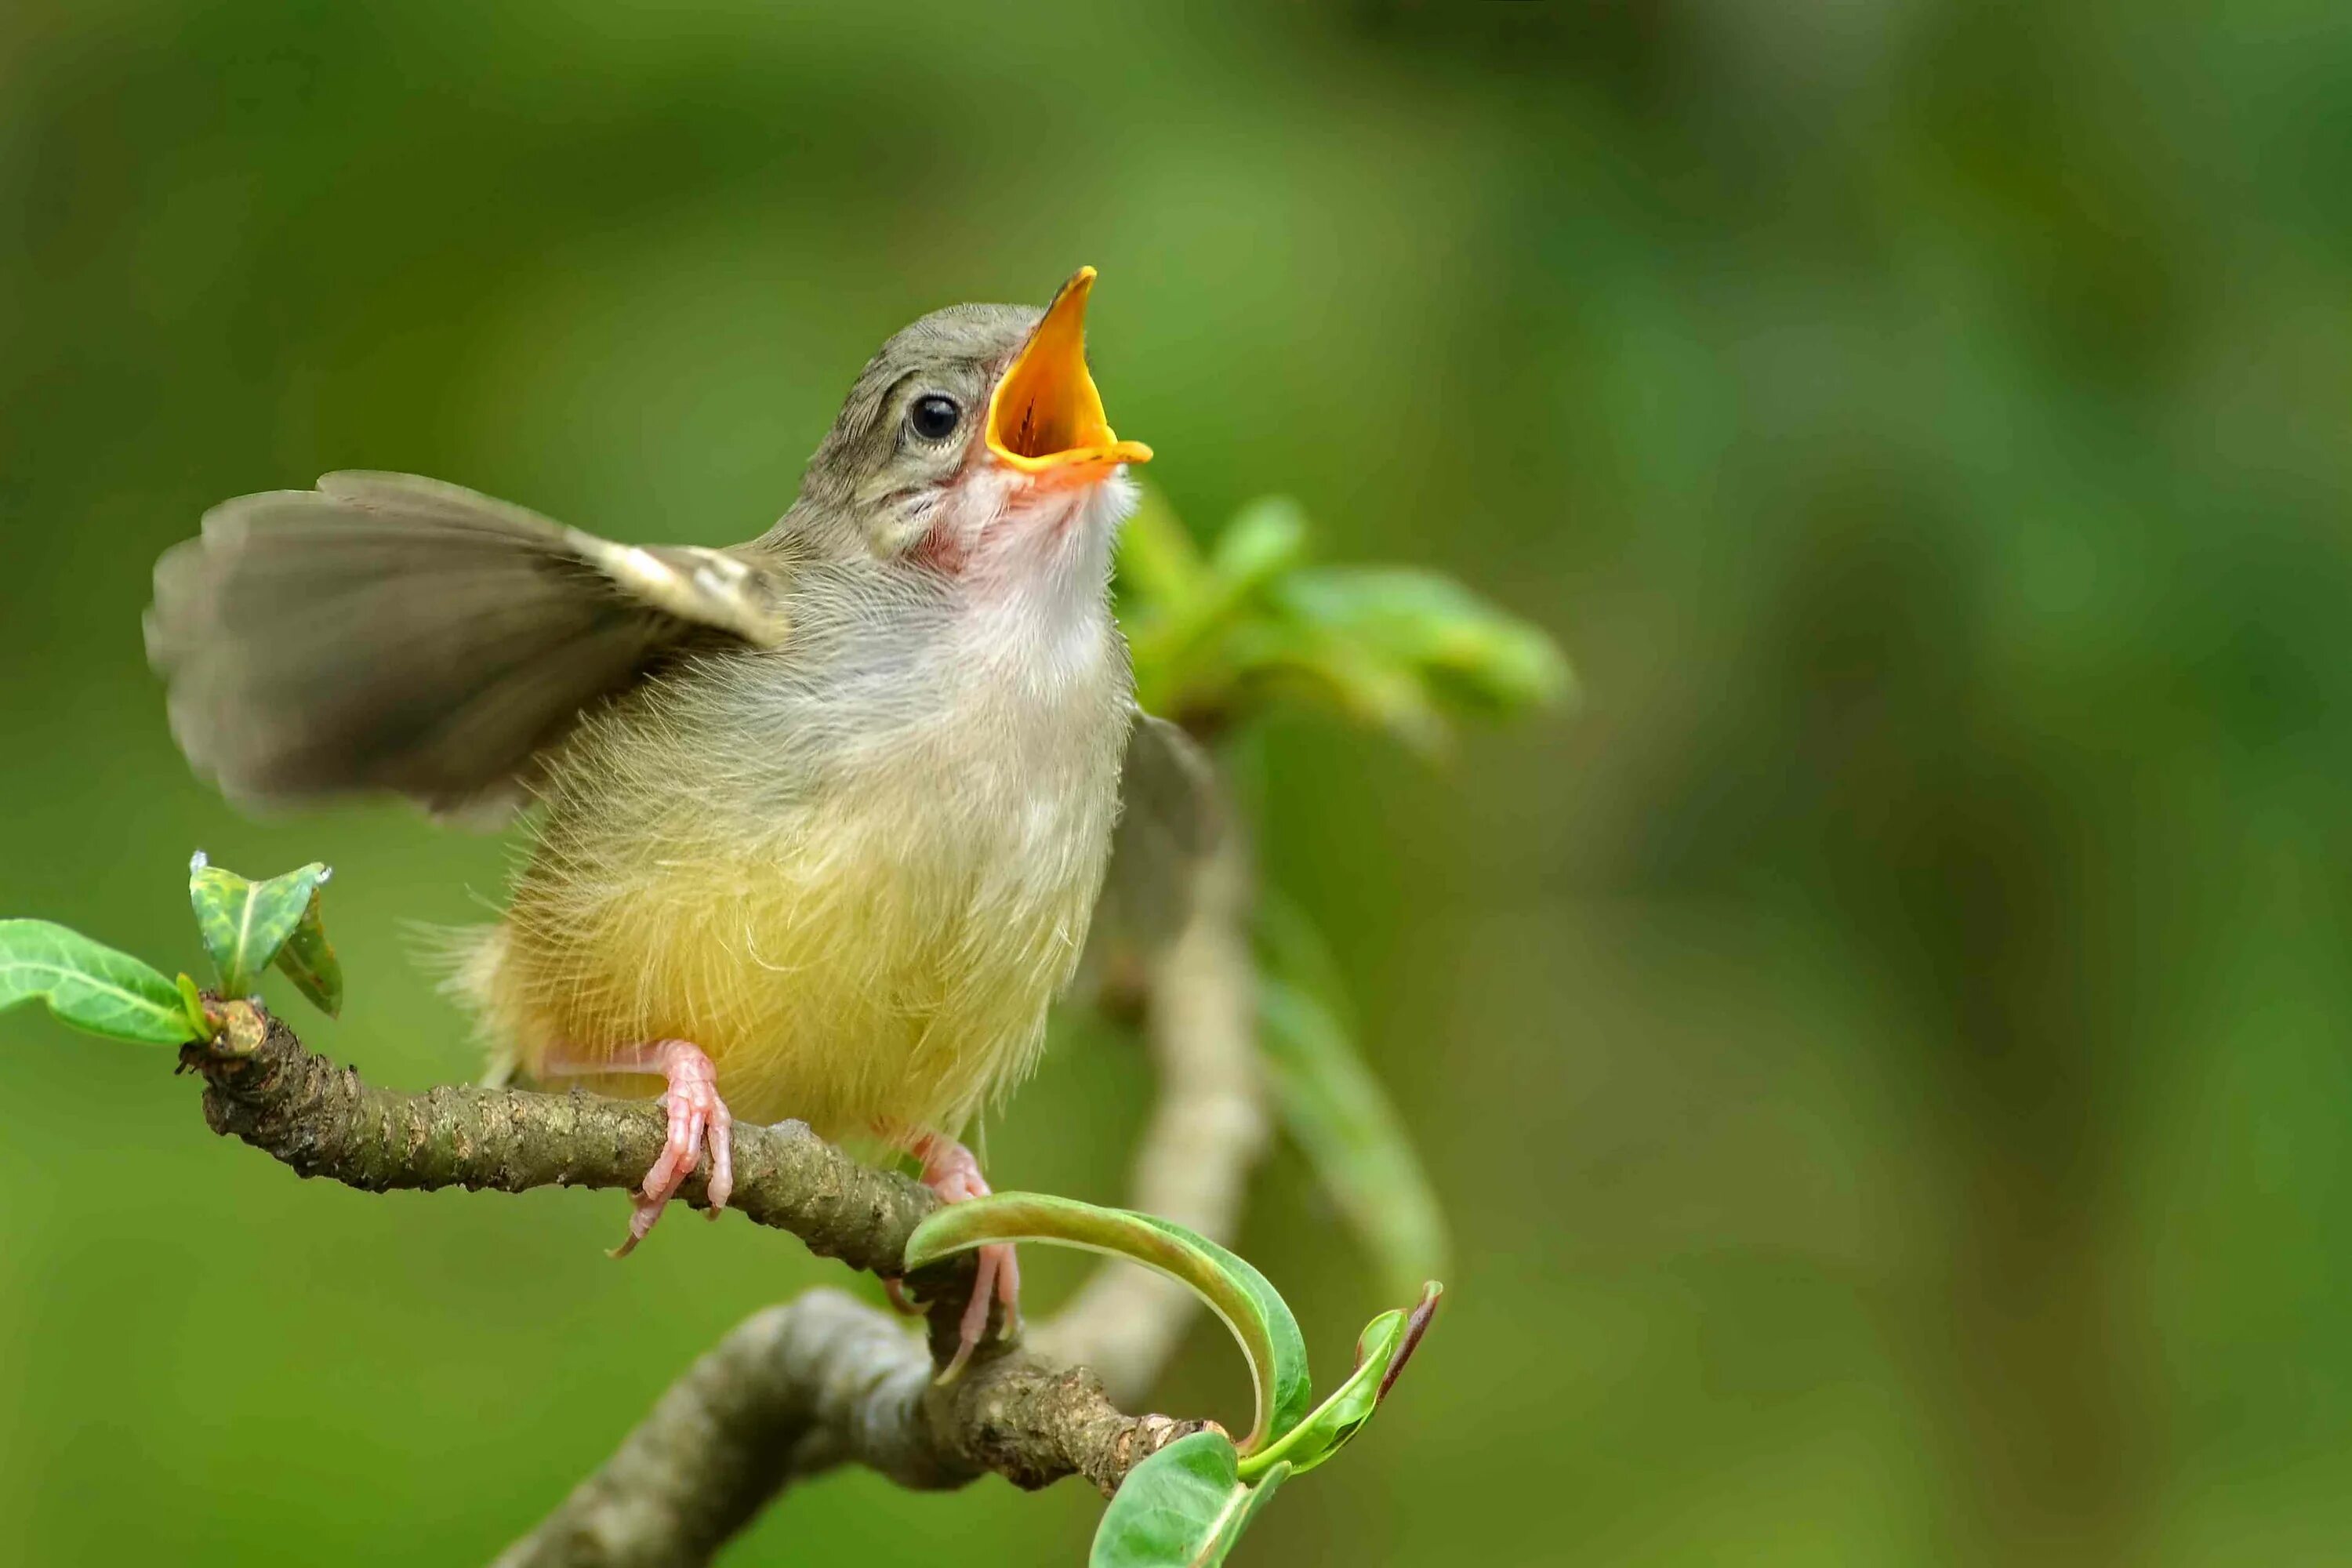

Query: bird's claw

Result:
[611,1040,732,1258]
[912,1132,1021,1381]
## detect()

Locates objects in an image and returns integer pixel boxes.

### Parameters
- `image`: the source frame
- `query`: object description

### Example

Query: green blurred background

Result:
[5,2,2347,1563]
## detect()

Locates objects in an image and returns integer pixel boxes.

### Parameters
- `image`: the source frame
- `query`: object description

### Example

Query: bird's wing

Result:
[147,470,791,824]
[1080,711,1229,989]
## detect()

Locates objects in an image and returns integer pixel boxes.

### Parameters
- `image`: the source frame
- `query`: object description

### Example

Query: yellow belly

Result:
[463,781,1104,1142]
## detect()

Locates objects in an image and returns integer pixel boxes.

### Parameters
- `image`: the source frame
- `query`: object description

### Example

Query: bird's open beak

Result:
[985,267,1153,483]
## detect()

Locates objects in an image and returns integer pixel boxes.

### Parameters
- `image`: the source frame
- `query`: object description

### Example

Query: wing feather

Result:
[147,471,789,822]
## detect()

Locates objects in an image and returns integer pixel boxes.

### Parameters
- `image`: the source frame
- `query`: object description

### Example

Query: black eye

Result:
[907,393,961,441]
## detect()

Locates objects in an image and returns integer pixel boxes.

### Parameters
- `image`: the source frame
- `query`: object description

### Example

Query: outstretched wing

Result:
[146,470,790,823]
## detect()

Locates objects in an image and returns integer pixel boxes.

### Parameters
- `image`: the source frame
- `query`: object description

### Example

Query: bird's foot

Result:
[910,1131,1020,1381]
[597,1040,733,1258]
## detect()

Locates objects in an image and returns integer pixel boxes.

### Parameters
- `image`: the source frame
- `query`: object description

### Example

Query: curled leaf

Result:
[1090,1430,1288,1568]
[0,920,201,1046]
[904,1192,1311,1454]
[1239,1281,1442,1479]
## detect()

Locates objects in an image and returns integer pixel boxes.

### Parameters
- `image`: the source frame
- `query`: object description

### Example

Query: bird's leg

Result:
[541,1040,734,1256]
[907,1131,1021,1380]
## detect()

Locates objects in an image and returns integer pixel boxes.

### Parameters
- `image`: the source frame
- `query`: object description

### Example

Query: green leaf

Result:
[1277,566,1573,717]
[1221,619,1450,753]
[175,973,217,1041]
[0,920,202,1046]
[189,855,328,998]
[904,1193,1311,1454]
[1117,490,1573,744]
[1238,1281,1443,1480]
[272,884,343,1018]
[1090,1430,1289,1568]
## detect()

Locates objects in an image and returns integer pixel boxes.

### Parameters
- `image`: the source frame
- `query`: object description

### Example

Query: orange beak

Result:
[985,267,1153,482]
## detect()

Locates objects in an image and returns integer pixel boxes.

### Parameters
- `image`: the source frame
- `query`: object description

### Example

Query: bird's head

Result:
[795,268,1153,585]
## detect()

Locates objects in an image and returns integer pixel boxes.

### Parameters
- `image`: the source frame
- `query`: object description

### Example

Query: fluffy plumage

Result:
[460,482,1134,1138]
[151,297,1147,1144]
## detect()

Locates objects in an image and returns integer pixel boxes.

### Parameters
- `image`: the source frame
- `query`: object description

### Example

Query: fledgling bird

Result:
[146,269,1172,1370]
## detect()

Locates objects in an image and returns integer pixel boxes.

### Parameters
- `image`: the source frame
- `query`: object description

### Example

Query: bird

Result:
[145,267,1192,1373]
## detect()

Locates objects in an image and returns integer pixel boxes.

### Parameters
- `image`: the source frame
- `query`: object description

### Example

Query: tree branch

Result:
[491,1291,957,1568]
[180,1012,1211,1526]
[489,1290,1203,1568]
[187,1007,927,1276]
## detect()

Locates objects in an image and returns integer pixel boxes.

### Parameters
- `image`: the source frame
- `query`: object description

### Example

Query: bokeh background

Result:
[4,2,2347,1563]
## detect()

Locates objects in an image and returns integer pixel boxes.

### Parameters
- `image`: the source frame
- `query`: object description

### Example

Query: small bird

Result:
[147,268,1168,1370]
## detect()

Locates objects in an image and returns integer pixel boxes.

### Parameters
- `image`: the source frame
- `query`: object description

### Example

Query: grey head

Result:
[774,267,1155,564]
[779,303,1040,559]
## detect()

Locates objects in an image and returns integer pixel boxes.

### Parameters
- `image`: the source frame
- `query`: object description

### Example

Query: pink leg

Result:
[909,1132,1021,1381]
[545,1040,734,1257]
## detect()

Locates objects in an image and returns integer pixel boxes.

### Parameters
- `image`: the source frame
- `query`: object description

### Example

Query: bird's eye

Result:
[907,394,961,442]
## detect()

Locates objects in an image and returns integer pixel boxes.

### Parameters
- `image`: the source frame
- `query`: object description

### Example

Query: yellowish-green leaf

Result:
[1238,1282,1442,1479]
[0,920,201,1046]
[175,973,216,1042]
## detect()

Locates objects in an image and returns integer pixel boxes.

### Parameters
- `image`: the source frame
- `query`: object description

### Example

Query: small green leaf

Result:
[1116,491,1572,743]
[175,973,216,1042]
[1277,566,1573,717]
[1090,1430,1289,1568]
[190,855,328,997]
[0,920,202,1046]
[904,1193,1311,1454]
[1238,1281,1443,1479]
[272,885,343,1018]
[1222,619,1449,753]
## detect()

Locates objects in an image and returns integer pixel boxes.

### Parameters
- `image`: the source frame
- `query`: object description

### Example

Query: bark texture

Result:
[178,1000,1240,1566]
